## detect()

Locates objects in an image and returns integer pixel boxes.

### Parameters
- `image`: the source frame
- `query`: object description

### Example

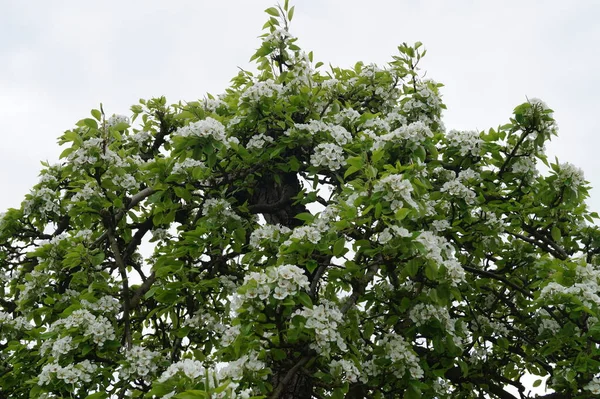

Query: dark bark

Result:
[249,171,307,228]
[244,170,313,398]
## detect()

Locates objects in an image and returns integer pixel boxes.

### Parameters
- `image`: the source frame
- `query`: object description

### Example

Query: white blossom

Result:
[246,133,275,149]
[374,174,417,210]
[446,130,483,156]
[310,143,345,171]
[106,114,130,128]
[555,162,585,190]
[249,224,291,248]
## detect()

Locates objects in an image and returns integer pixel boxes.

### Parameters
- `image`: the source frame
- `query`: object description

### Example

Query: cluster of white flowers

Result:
[38,171,58,185]
[81,295,120,314]
[106,114,130,128]
[172,158,205,174]
[73,229,93,241]
[584,376,600,394]
[416,231,450,263]
[20,269,50,302]
[416,231,465,285]
[158,359,207,383]
[23,187,60,218]
[555,162,585,190]
[249,224,291,249]
[292,300,346,355]
[66,182,97,211]
[283,206,338,247]
[331,107,361,126]
[295,120,353,146]
[119,345,161,379]
[112,173,138,192]
[470,207,503,231]
[239,80,283,104]
[400,83,442,126]
[310,142,345,171]
[219,350,266,380]
[511,156,538,176]
[203,97,227,113]
[237,264,310,303]
[472,315,508,336]
[158,358,255,398]
[67,137,129,169]
[440,179,476,204]
[384,108,408,128]
[287,224,322,245]
[246,133,275,149]
[444,258,467,286]
[410,304,458,334]
[360,63,385,79]
[175,117,228,144]
[431,219,450,232]
[373,121,433,150]
[151,228,170,241]
[377,225,411,244]
[128,130,152,146]
[381,333,423,379]
[202,198,241,222]
[458,168,480,182]
[38,360,98,386]
[264,28,293,46]
[0,311,31,331]
[445,130,483,156]
[540,263,600,309]
[330,359,360,383]
[537,311,561,335]
[374,174,417,211]
[183,308,220,332]
[220,324,241,346]
[525,98,558,136]
[46,309,115,346]
[362,117,391,133]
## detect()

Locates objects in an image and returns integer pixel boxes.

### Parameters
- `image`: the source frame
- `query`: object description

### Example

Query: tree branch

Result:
[107,228,132,349]
[269,355,312,399]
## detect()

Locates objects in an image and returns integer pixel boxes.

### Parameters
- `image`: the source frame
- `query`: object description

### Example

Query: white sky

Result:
[2,1,599,212]
[1,1,593,394]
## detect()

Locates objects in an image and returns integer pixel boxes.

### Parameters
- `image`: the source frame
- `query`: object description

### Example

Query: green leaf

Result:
[404,382,422,399]
[344,165,360,179]
[83,118,98,129]
[551,226,561,242]
[174,391,209,399]
[91,109,102,121]
[265,7,280,17]
[287,6,295,21]
[85,393,108,399]
[294,212,314,222]
[333,237,346,257]
[297,291,313,308]
[174,186,191,201]
[532,379,542,387]
[395,207,410,221]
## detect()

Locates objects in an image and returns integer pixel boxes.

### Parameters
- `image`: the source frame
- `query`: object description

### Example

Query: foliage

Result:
[1,2,600,398]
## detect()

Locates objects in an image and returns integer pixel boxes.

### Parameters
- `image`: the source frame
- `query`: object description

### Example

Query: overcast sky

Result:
[2,0,599,215]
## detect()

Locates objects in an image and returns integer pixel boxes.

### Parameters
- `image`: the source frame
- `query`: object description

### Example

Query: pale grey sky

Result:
[2,0,599,215]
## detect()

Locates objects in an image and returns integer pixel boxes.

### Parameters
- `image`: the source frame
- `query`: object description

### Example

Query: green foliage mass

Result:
[1,2,600,398]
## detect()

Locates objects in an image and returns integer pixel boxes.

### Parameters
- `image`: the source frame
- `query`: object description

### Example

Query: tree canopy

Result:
[2,2,600,398]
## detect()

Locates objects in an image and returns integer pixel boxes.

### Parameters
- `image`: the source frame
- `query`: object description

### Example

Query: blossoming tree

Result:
[2,3,600,398]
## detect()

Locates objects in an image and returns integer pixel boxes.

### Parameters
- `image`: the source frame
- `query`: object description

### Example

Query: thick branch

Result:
[130,272,156,310]
[463,265,533,299]
[341,261,380,314]
[107,229,132,349]
[269,355,312,399]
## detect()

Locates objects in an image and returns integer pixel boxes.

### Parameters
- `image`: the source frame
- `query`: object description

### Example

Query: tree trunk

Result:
[249,171,314,398]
